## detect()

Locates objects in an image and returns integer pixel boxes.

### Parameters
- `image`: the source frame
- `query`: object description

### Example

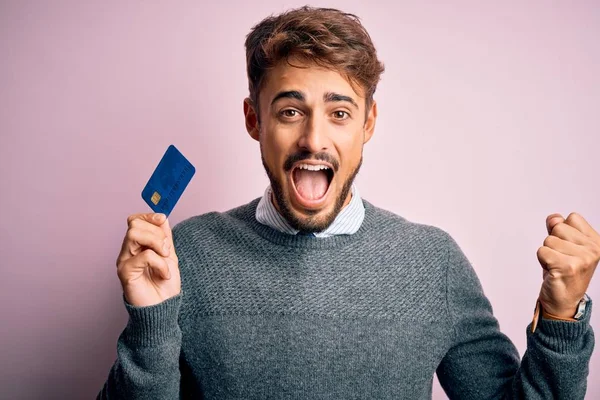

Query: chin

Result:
[286,207,336,233]
[281,184,348,233]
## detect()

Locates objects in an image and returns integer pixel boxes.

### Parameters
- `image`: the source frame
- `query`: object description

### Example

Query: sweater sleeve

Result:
[436,233,594,400]
[97,294,183,400]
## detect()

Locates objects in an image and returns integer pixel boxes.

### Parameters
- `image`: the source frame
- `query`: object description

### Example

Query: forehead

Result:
[260,59,365,105]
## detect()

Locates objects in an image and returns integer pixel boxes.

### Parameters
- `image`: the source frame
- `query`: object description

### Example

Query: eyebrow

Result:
[271,90,305,105]
[270,90,359,110]
[324,92,359,109]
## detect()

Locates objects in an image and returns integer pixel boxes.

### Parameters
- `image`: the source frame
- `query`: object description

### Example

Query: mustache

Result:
[283,151,340,173]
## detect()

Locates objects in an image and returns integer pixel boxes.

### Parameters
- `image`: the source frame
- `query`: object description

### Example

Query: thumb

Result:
[546,213,565,235]
[159,217,174,244]
[127,212,167,227]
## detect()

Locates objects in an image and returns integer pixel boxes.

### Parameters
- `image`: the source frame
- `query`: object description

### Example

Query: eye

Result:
[280,109,300,118]
[332,110,350,120]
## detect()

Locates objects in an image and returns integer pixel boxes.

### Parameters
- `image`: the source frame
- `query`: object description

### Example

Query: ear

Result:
[363,100,377,144]
[244,98,260,141]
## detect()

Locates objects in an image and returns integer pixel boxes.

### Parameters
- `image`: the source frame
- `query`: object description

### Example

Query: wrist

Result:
[532,294,590,332]
[540,302,579,320]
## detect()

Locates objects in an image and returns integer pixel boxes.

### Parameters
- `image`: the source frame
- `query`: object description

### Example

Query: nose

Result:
[296,115,330,153]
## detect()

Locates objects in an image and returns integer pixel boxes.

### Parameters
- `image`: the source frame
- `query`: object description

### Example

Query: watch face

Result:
[574,294,589,320]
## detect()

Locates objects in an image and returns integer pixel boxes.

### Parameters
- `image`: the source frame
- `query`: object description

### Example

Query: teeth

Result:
[297,164,330,171]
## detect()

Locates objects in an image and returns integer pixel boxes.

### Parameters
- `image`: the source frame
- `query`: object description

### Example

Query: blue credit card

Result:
[141,145,195,217]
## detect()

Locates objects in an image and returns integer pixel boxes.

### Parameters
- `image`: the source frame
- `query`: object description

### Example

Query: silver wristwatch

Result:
[574,293,590,320]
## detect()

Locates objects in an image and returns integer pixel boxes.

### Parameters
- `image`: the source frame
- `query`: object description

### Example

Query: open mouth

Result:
[290,162,335,208]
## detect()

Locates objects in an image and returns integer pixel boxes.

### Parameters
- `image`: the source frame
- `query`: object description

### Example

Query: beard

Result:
[261,149,362,233]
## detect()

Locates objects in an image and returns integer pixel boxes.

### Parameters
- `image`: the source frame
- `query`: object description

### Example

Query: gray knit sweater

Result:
[99,198,594,399]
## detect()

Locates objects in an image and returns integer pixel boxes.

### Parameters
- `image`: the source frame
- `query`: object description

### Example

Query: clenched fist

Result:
[116,213,181,307]
[537,212,600,318]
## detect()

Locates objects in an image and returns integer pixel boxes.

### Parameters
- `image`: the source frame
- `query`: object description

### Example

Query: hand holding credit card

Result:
[114,144,195,307]
[142,145,196,217]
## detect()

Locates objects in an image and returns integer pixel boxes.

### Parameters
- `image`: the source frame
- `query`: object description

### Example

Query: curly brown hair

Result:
[245,6,385,120]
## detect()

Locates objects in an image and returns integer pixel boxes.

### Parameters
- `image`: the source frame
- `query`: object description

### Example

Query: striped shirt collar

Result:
[255,184,365,238]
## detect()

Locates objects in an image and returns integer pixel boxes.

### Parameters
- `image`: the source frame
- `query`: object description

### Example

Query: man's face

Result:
[244,59,377,233]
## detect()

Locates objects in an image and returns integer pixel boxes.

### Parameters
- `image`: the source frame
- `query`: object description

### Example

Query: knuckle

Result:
[536,246,545,258]
[140,248,155,261]
[127,214,139,226]
[567,255,586,272]
[590,242,600,259]
[583,251,596,268]
[563,263,576,277]
[126,227,143,241]
[129,218,142,229]
[123,232,136,246]
[566,212,580,223]
[543,236,553,247]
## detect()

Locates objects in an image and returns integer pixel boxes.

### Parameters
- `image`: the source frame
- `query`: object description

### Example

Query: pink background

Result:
[1,1,598,398]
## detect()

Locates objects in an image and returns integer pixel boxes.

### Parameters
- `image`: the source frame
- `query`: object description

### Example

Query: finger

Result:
[565,212,599,240]
[119,249,171,281]
[536,245,576,274]
[546,213,565,235]
[127,226,170,257]
[543,235,585,257]
[550,222,591,246]
[138,249,171,280]
[117,223,169,265]
[158,217,175,247]
[536,246,552,271]
[127,213,168,228]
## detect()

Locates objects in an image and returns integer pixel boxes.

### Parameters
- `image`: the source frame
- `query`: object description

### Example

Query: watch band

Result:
[531,294,589,333]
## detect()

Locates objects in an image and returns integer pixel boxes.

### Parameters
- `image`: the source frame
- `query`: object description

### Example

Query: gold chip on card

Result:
[150,191,161,205]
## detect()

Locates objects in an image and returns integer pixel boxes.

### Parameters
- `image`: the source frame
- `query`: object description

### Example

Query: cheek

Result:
[261,129,294,171]
[337,132,364,168]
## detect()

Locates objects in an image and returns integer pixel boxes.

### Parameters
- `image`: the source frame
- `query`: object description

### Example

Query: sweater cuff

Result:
[529,299,593,354]
[122,293,182,347]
